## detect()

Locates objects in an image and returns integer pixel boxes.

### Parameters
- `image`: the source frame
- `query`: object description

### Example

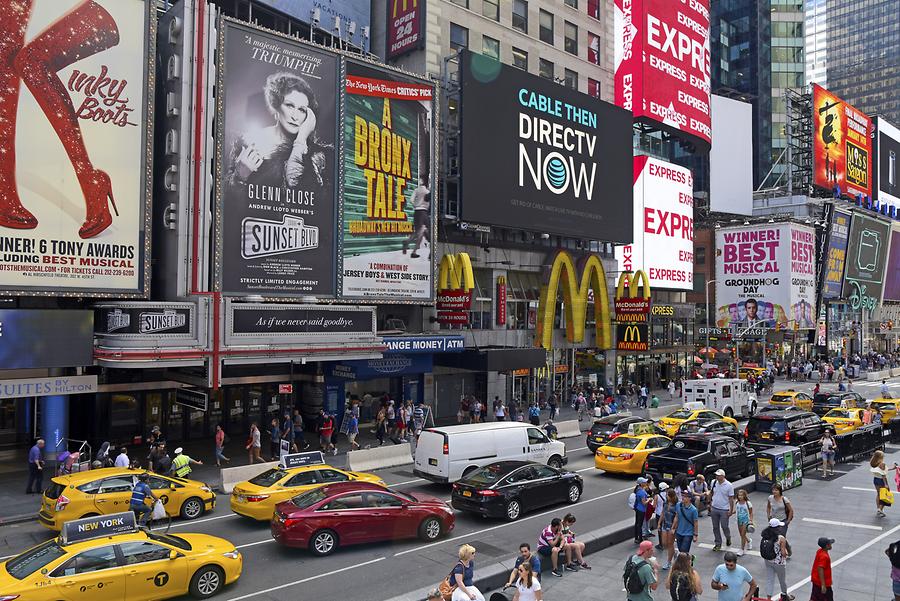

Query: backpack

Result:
[627,491,637,509]
[759,528,778,560]
[624,556,648,594]
[670,572,694,601]
[529,406,540,418]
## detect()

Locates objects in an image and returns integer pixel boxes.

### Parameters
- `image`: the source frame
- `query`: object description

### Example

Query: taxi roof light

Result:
[59,511,139,546]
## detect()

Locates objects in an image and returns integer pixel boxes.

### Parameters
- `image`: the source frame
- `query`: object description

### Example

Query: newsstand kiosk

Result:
[755,445,802,493]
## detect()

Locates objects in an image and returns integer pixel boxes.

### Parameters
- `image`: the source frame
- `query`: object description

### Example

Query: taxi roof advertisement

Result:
[615,156,694,290]
[459,52,633,241]
[715,223,816,330]
[812,84,873,200]
[614,0,712,149]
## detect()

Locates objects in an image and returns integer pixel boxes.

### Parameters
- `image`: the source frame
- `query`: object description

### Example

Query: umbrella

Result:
[698,347,716,355]
[693,356,703,364]
[717,348,733,355]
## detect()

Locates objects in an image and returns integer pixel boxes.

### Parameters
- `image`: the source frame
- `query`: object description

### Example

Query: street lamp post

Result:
[705,279,717,369]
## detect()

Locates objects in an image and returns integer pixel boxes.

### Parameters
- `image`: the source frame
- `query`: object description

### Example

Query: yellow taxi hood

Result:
[349,471,383,484]
[231,481,272,495]
[172,532,237,550]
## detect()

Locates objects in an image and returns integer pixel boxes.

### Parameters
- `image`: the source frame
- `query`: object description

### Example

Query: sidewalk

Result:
[0,394,678,525]
[525,447,900,601]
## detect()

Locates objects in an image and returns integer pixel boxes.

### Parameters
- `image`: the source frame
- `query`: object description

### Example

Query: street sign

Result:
[175,388,208,411]
[281,451,325,469]
[278,384,293,394]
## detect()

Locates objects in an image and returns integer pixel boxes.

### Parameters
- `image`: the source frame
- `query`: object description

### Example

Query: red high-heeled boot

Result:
[13,0,120,239]
[0,0,37,229]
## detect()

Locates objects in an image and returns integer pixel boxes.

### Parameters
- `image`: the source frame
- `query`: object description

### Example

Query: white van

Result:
[682,378,757,418]
[413,422,568,483]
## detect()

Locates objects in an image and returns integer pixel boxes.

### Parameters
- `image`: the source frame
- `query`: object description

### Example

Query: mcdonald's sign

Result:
[534,251,612,351]
[616,323,649,352]
[437,253,474,325]
[615,271,652,323]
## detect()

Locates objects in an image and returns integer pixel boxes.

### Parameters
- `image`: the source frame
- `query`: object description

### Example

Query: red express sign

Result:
[386,0,423,60]
[614,0,712,148]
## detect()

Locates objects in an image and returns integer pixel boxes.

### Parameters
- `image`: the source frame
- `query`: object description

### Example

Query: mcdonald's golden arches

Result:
[614,270,652,323]
[437,252,474,325]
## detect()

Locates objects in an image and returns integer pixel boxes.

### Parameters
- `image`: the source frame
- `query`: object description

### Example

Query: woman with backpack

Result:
[761,518,794,601]
[449,544,484,601]
[666,551,702,601]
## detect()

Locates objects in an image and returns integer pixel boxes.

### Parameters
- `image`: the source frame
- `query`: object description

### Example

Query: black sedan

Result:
[586,415,658,453]
[675,418,743,443]
[451,461,582,521]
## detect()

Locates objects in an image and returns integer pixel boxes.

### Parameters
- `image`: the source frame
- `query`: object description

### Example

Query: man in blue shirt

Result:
[711,551,757,601]
[25,439,44,494]
[504,543,543,588]
[130,473,158,525]
[672,490,700,553]
[633,477,650,544]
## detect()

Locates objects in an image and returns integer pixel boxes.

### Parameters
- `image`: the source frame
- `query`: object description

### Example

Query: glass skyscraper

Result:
[826,0,900,124]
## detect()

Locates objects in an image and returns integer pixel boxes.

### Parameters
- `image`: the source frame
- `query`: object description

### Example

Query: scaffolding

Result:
[756,87,813,196]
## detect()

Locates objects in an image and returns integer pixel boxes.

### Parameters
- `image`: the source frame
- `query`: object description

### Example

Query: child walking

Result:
[735,489,754,556]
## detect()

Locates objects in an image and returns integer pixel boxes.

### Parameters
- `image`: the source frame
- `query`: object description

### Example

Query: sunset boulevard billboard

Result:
[715,223,816,329]
[615,156,694,290]
[216,20,338,297]
[614,0,712,148]
[813,84,873,200]
[340,60,434,301]
[0,0,154,296]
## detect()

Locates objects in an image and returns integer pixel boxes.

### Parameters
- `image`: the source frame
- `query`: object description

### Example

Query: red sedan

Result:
[270,481,455,555]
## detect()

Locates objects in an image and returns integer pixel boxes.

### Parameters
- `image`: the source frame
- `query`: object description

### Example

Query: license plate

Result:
[429,458,438,466]
[595,437,604,442]
[462,490,472,497]
[664,473,673,480]
[606,455,616,460]
[761,432,773,439]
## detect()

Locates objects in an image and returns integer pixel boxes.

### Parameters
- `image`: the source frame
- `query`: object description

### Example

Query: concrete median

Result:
[347,442,413,472]
[555,420,583,439]
[220,461,279,494]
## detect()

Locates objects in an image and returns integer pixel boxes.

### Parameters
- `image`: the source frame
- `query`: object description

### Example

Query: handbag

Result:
[880,487,895,506]
[438,562,462,601]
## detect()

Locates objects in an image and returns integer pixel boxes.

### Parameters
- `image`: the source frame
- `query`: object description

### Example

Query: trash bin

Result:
[755,445,802,493]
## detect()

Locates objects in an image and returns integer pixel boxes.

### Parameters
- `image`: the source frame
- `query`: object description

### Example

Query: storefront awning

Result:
[433,348,546,372]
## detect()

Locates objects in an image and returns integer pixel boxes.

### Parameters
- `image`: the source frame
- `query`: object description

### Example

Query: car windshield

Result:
[249,469,288,487]
[748,419,787,437]
[825,409,853,419]
[814,395,841,406]
[770,394,795,402]
[666,410,694,420]
[678,422,702,433]
[605,437,640,450]
[391,490,418,503]
[291,488,328,509]
[671,438,709,452]
[44,481,66,500]
[872,401,895,410]
[148,532,193,551]
[463,464,511,486]
[6,540,66,580]
[591,423,615,433]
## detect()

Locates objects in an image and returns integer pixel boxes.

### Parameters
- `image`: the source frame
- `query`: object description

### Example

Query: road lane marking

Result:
[393,485,634,557]
[801,517,882,531]
[575,466,596,473]
[225,556,386,601]
[842,486,874,492]
[787,521,900,593]
[697,542,760,557]
[390,478,428,486]
[170,513,238,528]
[236,539,274,549]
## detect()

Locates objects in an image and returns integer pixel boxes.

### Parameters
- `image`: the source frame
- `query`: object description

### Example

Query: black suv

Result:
[744,409,825,466]
[586,415,657,453]
[812,391,866,416]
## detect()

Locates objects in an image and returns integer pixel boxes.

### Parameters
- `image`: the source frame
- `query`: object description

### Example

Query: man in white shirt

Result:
[710,469,735,551]
[114,447,130,468]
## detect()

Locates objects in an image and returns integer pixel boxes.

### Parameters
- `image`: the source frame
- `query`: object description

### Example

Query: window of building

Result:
[482,35,500,60]
[512,47,528,70]
[539,58,554,80]
[450,23,468,51]
[588,78,601,98]
[483,0,499,21]
[512,0,528,33]
[449,0,468,7]
[588,31,600,64]
[564,69,578,89]
[891,151,897,187]
[564,21,578,55]
[565,0,578,6]
[539,9,554,45]
[696,247,706,265]
[588,0,600,19]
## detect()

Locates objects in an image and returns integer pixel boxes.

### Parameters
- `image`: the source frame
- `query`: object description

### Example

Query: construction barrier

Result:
[555,420,583,439]
[347,443,413,472]
[220,461,279,494]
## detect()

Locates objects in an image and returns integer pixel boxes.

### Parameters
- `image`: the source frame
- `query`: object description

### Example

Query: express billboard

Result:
[0,0,154,296]
[715,223,816,329]
[883,229,900,302]
[614,0,712,149]
[615,156,694,290]
[340,61,434,300]
[812,84,873,200]
[386,0,424,60]
[216,21,338,297]
[842,211,890,313]
[820,208,851,299]
[460,52,633,241]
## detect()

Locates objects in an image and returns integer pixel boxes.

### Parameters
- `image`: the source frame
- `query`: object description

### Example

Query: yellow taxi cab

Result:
[230,452,385,520]
[869,397,900,423]
[39,467,215,531]
[594,429,672,474]
[822,407,866,434]
[0,512,241,600]
[768,390,814,411]
[657,408,739,437]
[738,367,767,380]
